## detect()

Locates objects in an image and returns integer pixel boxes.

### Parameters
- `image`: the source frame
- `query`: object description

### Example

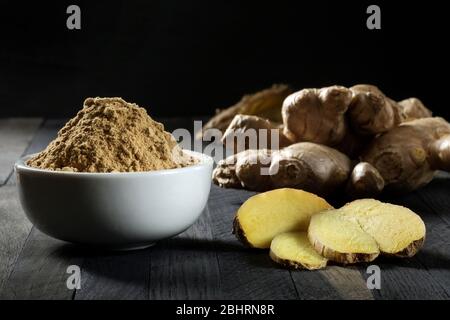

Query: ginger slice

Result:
[340,199,426,257]
[308,210,380,264]
[308,199,426,264]
[270,231,327,270]
[233,188,333,249]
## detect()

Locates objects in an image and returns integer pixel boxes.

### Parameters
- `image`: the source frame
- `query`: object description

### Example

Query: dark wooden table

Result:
[1,118,450,300]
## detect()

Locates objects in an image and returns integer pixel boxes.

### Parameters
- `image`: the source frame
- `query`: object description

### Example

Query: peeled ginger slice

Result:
[270,231,328,270]
[308,210,380,264]
[308,199,426,264]
[233,188,333,248]
[340,199,426,257]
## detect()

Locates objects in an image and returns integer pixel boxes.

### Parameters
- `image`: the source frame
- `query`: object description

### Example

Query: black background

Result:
[0,0,448,118]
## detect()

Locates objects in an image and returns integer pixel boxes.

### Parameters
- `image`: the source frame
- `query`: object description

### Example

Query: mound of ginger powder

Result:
[27,97,196,172]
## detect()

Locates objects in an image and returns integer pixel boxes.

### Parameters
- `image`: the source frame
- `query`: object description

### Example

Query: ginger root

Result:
[308,199,426,264]
[197,84,292,139]
[235,149,274,191]
[348,85,434,136]
[212,152,242,188]
[208,83,449,198]
[233,190,425,269]
[268,143,352,196]
[222,114,292,153]
[345,162,385,199]
[233,188,332,249]
[398,97,432,121]
[339,199,426,257]
[429,134,450,171]
[213,142,352,196]
[270,231,328,270]
[348,84,403,135]
[362,117,450,193]
[213,149,274,190]
[308,210,380,264]
[282,86,352,145]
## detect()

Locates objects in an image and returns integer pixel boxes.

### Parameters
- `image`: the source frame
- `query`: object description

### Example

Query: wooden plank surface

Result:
[0,118,43,291]
[0,228,83,300]
[0,186,32,290]
[148,206,221,300]
[0,119,76,299]
[75,206,220,300]
[1,118,450,300]
[75,249,149,300]
[207,186,299,300]
[317,266,374,300]
[373,185,450,299]
[395,177,450,298]
[0,118,42,185]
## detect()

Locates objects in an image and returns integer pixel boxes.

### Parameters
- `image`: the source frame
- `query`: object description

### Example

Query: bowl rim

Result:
[15,149,214,177]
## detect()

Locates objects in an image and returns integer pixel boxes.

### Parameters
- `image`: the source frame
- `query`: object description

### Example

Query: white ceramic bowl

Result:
[14,150,213,250]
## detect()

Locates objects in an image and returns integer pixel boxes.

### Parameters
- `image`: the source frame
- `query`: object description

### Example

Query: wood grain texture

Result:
[0,186,33,291]
[0,228,83,300]
[73,207,220,300]
[74,249,149,300]
[0,119,79,300]
[0,118,44,293]
[207,185,299,300]
[1,117,450,300]
[318,266,374,300]
[412,172,450,297]
[289,270,342,300]
[416,172,450,225]
[398,180,450,298]
[368,258,448,300]
[148,206,221,299]
[373,186,450,300]
[0,118,42,184]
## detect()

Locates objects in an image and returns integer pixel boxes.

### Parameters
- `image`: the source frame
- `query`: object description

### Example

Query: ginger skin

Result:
[235,149,274,191]
[197,84,292,139]
[268,143,351,196]
[398,97,432,121]
[235,195,425,269]
[308,199,426,264]
[213,142,352,196]
[212,152,242,189]
[362,117,450,193]
[348,84,404,135]
[213,118,450,197]
[346,162,385,199]
[270,231,328,270]
[209,83,449,198]
[222,115,292,153]
[282,86,352,146]
[233,188,332,249]
[429,134,450,171]
[348,85,433,136]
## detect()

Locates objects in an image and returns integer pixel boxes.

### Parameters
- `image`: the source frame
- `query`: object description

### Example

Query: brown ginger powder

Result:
[27,97,196,172]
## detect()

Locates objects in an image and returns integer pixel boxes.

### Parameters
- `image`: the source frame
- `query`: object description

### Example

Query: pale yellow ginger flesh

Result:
[308,210,380,263]
[270,231,327,270]
[308,199,426,264]
[339,199,426,256]
[233,188,333,248]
